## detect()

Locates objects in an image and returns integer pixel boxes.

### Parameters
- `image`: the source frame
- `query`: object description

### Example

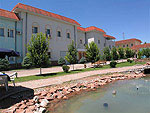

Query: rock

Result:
[20,104,27,109]
[63,96,68,100]
[34,92,41,96]
[39,107,46,113]
[74,88,80,92]
[41,91,47,96]
[68,88,73,92]
[112,90,117,95]
[28,105,36,111]
[25,108,33,113]
[35,103,40,108]
[33,96,39,103]
[45,96,53,101]
[15,108,25,113]
[40,99,49,107]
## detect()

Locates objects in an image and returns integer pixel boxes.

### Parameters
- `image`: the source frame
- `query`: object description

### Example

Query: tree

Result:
[111,47,119,60]
[125,47,134,58]
[103,47,111,61]
[22,56,32,69]
[142,48,150,58]
[85,41,100,63]
[0,58,9,71]
[65,40,78,70]
[27,32,50,75]
[118,47,125,59]
[58,57,66,66]
[137,50,143,59]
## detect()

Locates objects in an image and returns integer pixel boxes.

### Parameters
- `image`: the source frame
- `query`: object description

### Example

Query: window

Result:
[32,27,38,34]
[46,29,51,37]
[67,33,70,38]
[57,31,61,37]
[131,43,133,46]
[9,57,15,61]
[123,45,125,47]
[98,40,100,44]
[8,29,14,38]
[104,43,106,47]
[48,52,51,59]
[10,30,14,38]
[0,28,4,36]
[109,45,111,49]
[80,39,82,44]
[127,44,128,47]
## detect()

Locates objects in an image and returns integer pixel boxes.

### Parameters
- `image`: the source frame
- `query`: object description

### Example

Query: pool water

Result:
[52,76,150,113]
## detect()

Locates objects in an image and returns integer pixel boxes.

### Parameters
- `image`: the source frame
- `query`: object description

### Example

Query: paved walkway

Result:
[12,64,144,89]
[5,59,127,77]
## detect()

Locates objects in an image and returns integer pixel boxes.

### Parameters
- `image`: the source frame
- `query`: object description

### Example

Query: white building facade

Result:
[10,3,116,64]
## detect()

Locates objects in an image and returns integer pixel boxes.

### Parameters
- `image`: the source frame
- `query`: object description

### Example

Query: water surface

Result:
[52,75,150,113]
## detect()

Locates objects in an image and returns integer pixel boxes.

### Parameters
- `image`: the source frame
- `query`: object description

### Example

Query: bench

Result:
[92,60,107,68]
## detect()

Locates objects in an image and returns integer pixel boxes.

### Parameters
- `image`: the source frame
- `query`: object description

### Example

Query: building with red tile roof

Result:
[77,27,116,40]
[0,3,117,63]
[103,34,116,40]
[131,43,150,51]
[12,3,80,26]
[115,38,142,48]
[77,26,105,33]
[0,8,19,20]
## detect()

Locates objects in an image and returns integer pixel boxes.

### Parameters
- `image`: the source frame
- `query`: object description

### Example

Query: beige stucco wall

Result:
[116,40,141,48]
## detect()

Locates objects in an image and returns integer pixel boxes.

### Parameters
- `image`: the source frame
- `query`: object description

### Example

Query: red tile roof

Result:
[103,34,116,39]
[116,38,142,45]
[12,3,80,26]
[131,43,150,50]
[77,26,106,33]
[0,8,19,20]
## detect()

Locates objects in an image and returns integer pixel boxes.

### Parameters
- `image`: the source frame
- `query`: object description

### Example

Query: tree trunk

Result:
[73,64,74,70]
[40,67,42,75]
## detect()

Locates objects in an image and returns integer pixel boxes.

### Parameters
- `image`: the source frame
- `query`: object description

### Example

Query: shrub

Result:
[0,58,9,71]
[58,57,66,66]
[110,61,117,68]
[22,56,32,69]
[62,65,70,73]
[127,59,133,63]
[79,57,86,64]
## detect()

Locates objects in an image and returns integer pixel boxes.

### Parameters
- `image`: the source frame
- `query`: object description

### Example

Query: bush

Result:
[0,58,9,71]
[62,65,70,73]
[79,57,86,64]
[22,56,32,69]
[58,57,66,66]
[110,61,117,68]
[127,59,133,63]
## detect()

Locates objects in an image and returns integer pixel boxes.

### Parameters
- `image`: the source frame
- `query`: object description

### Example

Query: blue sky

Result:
[0,0,149,43]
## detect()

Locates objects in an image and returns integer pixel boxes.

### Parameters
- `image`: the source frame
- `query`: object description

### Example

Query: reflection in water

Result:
[51,75,150,113]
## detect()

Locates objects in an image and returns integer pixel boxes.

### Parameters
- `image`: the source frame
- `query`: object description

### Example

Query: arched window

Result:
[32,22,39,34]
[66,29,71,39]
[45,24,52,38]
[80,39,83,44]
[57,27,62,37]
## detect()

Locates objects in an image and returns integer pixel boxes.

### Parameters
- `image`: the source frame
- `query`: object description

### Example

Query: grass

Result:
[11,61,145,83]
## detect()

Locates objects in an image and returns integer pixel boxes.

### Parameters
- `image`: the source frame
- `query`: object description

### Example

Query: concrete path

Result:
[5,59,127,77]
[12,64,144,89]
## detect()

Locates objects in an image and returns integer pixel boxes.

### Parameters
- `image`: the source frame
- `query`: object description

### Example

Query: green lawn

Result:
[11,61,145,83]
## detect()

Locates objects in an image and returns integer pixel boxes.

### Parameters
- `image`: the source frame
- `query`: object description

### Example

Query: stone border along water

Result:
[3,65,150,113]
